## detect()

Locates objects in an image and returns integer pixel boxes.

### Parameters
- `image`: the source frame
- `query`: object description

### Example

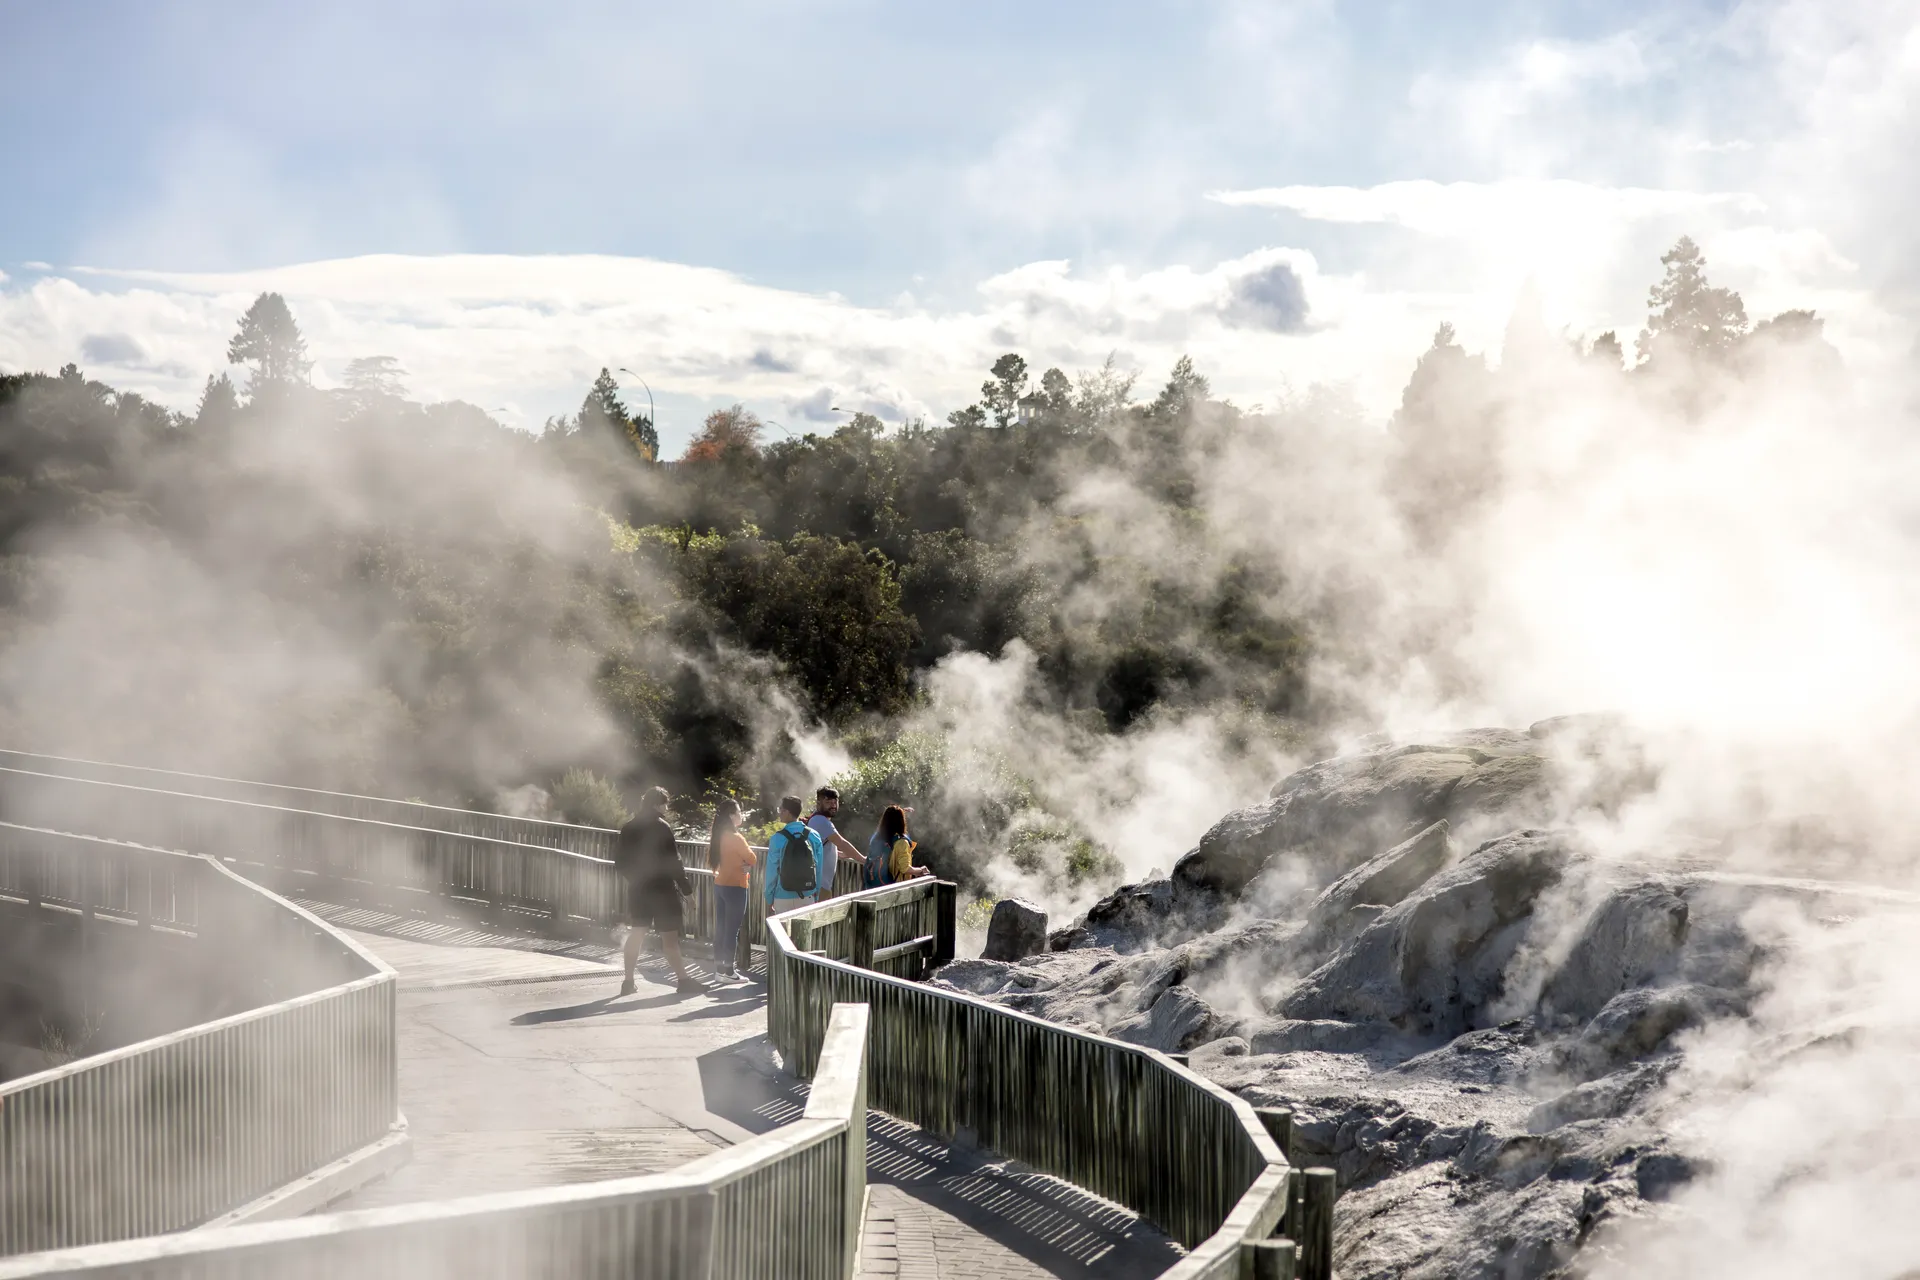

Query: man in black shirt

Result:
[616,787,707,996]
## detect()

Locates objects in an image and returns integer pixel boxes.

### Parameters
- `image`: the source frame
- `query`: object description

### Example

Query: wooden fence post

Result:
[1246,1237,1297,1279]
[933,881,956,965]
[850,900,876,970]
[1257,1106,1295,1167]
[1299,1167,1336,1280]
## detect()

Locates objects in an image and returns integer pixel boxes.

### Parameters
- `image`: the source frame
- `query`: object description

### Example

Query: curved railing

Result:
[768,881,1306,1278]
[0,824,399,1257]
[2,752,1331,1275]
[0,764,860,965]
[0,1003,872,1280]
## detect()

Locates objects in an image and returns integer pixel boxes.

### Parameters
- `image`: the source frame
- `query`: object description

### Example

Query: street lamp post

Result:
[616,367,657,432]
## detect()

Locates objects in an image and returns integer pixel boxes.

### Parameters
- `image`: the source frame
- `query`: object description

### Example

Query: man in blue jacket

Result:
[764,794,827,911]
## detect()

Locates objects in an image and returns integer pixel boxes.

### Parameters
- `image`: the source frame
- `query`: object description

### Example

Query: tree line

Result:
[0,237,1836,880]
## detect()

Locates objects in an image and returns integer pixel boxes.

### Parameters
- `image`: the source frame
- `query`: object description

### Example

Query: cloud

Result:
[1224,260,1310,332]
[1208,178,1762,239]
[0,174,1894,444]
[80,332,147,366]
[748,348,796,374]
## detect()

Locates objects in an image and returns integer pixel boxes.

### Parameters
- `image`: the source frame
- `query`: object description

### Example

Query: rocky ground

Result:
[933,719,1919,1278]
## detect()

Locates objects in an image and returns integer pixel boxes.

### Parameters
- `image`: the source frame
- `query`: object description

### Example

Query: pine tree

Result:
[981,353,1029,428]
[226,293,312,389]
[578,368,655,461]
[1637,237,1748,365]
[1150,355,1210,420]
[342,356,408,400]
[195,373,240,426]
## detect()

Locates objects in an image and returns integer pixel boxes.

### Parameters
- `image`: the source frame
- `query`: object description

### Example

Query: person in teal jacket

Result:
[764,794,828,909]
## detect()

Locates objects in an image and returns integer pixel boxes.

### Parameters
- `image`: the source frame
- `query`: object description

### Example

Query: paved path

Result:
[308,905,1179,1277]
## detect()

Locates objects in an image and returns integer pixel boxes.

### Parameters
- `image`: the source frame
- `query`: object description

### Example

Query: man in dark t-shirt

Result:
[616,787,707,996]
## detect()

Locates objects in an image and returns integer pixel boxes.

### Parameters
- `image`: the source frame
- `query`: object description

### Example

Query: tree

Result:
[981,353,1028,428]
[1037,368,1073,417]
[195,373,240,426]
[1637,236,1748,366]
[672,532,918,721]
[227,293,312,389]
[683,404,764,464]
[1150,355,1210,420]
[1742,309,1842,379]
[1389,323,1501,543]
[579,368,656,461]
[1074,354,1137,428]
[343,356,408,400]
[946,404,987,431]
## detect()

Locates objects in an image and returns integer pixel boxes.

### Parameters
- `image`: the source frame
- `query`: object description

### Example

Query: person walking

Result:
[876,804,932,882]
[807,786,865,898]
[708,798,756,980]
[765,795,826,913]
[615,787,708,997]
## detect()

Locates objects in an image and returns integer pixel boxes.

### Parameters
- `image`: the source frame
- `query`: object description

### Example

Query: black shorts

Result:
[626,882,685,932]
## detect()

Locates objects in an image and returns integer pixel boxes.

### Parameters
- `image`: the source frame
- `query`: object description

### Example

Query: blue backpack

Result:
[863,830,892,889]
[776,823,818,895]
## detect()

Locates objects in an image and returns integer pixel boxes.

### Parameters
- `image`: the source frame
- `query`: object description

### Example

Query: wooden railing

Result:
[0,1003,873,1280]
[674,838,864,971]
[769,880,1328,1278]
[0,749,619,860]
[0,826,399,1257]
[0,753,1334,1274]
[0,765,870,968]
[0,767,627,938]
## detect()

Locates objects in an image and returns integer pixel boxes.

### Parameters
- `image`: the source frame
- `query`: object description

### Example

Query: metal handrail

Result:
[0,826,399,1257]
[767,881,1293,1276]
[0,1003,873,1280]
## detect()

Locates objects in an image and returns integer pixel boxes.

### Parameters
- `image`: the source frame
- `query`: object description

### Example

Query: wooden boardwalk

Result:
[311,906,1180,1277]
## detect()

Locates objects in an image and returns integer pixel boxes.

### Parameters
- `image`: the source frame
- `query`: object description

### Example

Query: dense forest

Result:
[0,238,1838,897]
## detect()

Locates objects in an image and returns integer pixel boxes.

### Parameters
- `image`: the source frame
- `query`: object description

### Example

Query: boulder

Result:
[1560,983,1744,1077]
[1525,1059,1674,1133]
[1310,820,1453,926]
[1110,984,1219,1053]
[1282,831,1580,1034]
[1539,884,1689,1024]
[981,898,1048,962]
[1085,879,1175,932]
[1171,743,1552,896]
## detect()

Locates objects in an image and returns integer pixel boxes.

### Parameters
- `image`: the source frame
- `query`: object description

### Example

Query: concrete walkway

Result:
[307,905,1180,1277]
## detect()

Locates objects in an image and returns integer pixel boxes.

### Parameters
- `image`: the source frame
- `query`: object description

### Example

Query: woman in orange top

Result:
[709,799,758,979]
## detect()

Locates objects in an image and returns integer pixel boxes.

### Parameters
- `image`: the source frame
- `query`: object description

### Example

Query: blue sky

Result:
[1,0,1909,448]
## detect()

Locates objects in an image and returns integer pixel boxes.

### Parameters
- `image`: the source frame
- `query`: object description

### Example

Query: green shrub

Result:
[959,897,998,932]
[552,767,630,828]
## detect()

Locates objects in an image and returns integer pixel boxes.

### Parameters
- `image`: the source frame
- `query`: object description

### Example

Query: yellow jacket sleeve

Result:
[889,838,916,880]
